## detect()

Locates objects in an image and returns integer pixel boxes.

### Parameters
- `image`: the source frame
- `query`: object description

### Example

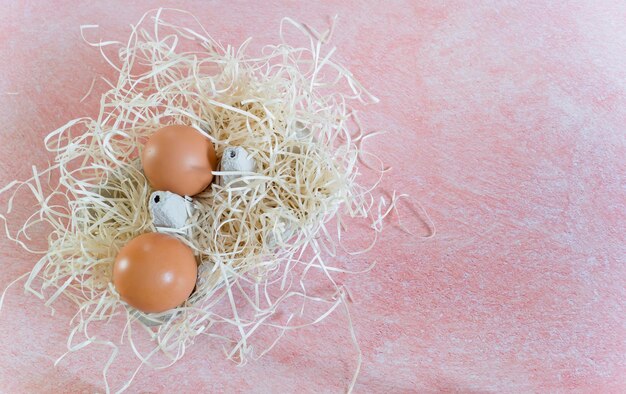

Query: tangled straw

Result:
[0,8,418,393]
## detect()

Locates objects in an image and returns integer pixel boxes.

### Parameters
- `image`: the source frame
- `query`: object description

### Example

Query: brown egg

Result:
[142,125,218,196]
[112,232,197,313]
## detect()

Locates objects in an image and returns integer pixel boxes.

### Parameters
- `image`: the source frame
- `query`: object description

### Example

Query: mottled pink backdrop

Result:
[1,1,625,393]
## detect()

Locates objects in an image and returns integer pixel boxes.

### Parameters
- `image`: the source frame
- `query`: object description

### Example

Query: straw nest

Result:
[0,9,403,393]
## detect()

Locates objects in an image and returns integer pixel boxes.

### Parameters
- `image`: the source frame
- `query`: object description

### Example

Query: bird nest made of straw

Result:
[0,8,407,393]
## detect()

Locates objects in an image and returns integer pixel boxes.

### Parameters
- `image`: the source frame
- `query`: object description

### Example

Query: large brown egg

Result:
[142,125,218,196]
[112,232,197,313]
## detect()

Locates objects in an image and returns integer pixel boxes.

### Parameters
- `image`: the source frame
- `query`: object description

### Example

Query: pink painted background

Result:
[1,1,625,392]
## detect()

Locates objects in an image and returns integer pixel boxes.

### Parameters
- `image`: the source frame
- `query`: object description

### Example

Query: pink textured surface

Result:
[1,1,625,392]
